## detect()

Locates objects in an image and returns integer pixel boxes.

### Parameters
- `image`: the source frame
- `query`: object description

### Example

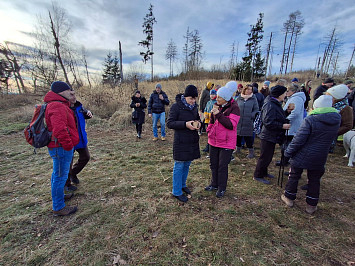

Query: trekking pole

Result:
[278,129,288,187]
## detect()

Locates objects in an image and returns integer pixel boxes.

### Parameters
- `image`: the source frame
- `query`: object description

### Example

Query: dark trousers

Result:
[237,136,254,148]
[65,146,90,186]
[284,166,325,206]
[209,145,233,190]
[135,123,143,135]
[281,135,294,165]
[254,139,276,178]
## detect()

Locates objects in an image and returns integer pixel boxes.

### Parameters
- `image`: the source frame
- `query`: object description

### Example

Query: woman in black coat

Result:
[130,90,147,138]
[167,85,201,203]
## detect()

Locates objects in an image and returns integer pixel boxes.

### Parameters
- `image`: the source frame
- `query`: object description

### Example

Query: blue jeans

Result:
[172,161,191,196]
[152,112,166,137]
[48,147,74,211]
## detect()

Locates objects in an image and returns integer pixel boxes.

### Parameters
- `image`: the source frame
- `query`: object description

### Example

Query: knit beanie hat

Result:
[225,81,238,94]
[51,81,71,93]
[252,82,259,89]
[217,86,233,101]
[292,78,299,82]
[135,90,140,94]
[327,84,348,99]
[270,85,287,98]
[184,85,198,98]
[324,77,334,84]
[237,84,243,90]
[155,83,162,89]
[210,89,217,95]
[344,80,354,85]
[313,95,333,109]
[264,81,271,87]
[206,81,214,90]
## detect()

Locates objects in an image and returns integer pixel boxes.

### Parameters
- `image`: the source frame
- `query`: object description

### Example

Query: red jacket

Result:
[44,91,79,151]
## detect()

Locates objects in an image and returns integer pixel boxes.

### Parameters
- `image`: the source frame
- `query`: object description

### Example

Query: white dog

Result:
[343,130,355,167]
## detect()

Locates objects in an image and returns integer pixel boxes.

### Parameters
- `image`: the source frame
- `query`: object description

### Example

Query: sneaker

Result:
[53,206,78,216]
[206,155,210,158]
[216,189,226,198]
[182,187,191,195]
[264,174,275,179]
[64,185,77,192]
[230,156,235,163]
[161,137,166,141]
[306,204,317,214]
[253,177,271,185]
[204,185,218,191]
[174,194,188,203]
[281,194,294,207]
[300,184,309,190]
[153,137,158,141]
[64,193,74,201]
[71,175,80,184]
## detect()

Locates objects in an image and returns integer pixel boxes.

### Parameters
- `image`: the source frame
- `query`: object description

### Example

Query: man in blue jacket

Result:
[148,83,170,141]
[65,91,92,192]
[281,95,341,214]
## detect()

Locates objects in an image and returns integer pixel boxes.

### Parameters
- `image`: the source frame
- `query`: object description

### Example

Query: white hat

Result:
[327,84,348,100]
[313,95,333,109]
[217,86,234,101]
[225,81,237,94]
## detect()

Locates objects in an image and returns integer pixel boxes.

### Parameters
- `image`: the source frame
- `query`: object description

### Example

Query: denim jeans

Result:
[152,112,166,137]
[172,161,191,196]
[48,147,74,211]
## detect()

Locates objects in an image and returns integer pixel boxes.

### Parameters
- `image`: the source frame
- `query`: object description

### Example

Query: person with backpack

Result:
[64,90,93,192]
[130,90,147,139]
[44,81,79,216]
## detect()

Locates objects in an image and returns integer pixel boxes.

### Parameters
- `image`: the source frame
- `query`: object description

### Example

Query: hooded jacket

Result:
[236,94,259,136]
[72,101,91,150]
[285,108,341,170]
[44,91,79,151]
[207,100,240,149]
[283,91,306,136]
[148,90,169,114]
[167,94,200,161]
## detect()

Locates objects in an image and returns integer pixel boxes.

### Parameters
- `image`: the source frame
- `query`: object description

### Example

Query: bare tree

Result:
[81,46,92,88]
[182,27,191,74]
[345,45,355,78]
[165,39,178,77]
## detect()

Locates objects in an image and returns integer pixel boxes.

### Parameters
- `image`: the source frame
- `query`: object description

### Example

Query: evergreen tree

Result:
[102,52,120,87]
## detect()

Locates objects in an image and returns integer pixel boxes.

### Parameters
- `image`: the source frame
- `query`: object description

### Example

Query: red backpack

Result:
[24,104,52,150]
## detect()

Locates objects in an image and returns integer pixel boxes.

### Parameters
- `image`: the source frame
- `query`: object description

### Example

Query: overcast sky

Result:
[1,0,354,78]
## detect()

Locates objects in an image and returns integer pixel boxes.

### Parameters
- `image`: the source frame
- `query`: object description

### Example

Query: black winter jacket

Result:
[148,90,169,114]
[253,87,264,111]
[130,96,147,124]
[167,94,200,161]
[259,96,287,144]
[285,111,341,170]
[313,84,328,101]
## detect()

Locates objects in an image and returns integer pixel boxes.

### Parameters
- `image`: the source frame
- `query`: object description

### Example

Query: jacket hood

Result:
[44,91,69,105]
[312,111,341,126]
[290,91,306,101]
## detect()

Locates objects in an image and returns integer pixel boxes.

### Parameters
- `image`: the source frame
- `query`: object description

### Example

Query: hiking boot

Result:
[204,185,218,191]
[230,156,235,163]
[236,147,241,154]
[182,187,191,195]
[174,194,188,203]
[153,137,158,141]
[216,189,226,198]
[161,137,166,141]
[281,194,294,207]
[246,148,255,159]
[265,174,275,179]
[301,184,309,190]
[65,184,77,191]
[64,193,74,201]
[253,177,271,185]
[53,206,78,216]
[306,204,317,214]
[71,175,80,184]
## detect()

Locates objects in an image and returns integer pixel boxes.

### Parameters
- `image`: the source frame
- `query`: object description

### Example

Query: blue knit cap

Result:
[51,81,72,93]
[210,89,217,95]
[264,81,271,87]
[217,86,234,101]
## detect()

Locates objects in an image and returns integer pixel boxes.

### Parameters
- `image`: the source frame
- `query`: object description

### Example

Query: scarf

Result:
[181,95,196,110]
[241,93,253,100]
[333,98,348,112]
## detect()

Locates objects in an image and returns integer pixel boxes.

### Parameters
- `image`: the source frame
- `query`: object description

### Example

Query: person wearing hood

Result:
[167,85,201,203]
[252,82,264,110]
[260,81,270,98]
[204,83,240,198]
[44,81,79,216]
[148,83,170,141]
[130,90,147,138]
[281,95,341,214]
[253,85,291,185]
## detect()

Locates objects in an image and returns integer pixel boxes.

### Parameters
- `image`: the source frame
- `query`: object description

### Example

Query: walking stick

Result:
[278,129,288,187]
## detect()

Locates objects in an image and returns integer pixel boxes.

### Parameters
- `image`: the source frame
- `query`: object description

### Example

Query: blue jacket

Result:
[285,108,341,170]
[148,90,169,114]
[72,101,91,150]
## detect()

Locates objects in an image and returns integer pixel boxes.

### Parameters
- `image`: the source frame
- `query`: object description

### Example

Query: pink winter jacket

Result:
[207,100,240,149]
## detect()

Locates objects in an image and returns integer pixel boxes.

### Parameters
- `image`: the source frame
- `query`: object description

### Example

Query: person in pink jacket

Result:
[204,83,240,198]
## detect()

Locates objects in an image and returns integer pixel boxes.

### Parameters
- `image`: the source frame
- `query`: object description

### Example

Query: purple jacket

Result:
[207,100,240,149]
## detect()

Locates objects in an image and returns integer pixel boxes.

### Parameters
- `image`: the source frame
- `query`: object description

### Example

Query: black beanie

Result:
[51,81,71,93]
[184,85,198,98]
[270,85,287,98]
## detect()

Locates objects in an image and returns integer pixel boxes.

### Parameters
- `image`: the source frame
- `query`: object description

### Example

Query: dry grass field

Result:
[0,79,354,265]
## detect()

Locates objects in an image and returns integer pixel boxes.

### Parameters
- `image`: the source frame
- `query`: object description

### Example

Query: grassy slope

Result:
[0,108,354,265]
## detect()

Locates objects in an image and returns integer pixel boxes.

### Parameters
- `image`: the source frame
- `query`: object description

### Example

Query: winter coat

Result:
[148,90,169,114]
[236,94,259,136]
[199,88,210,112]
[44,91,79,151]
[207,100,240,149]
[167,94,200,161]
[283,91,306,136]
[253,87,264,111]
[313,84,328,101]
[130,96,147,124]
[203,99,216,124]
[338,105,354,135]
[285,108,341,170]
[301,86,311,109]
[259,96,287,144]
[71,101,91,150]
